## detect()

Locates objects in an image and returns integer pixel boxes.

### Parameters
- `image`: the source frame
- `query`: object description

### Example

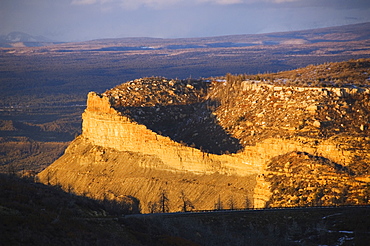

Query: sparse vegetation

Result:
[37,58,370,215]
[264,151,369,208]
[0,137,69,174]
[1,23,369,174]
[179,190,194,212]
[0,173,140,245]
[1,23,370,245]
[246,58,370,87]
[1,172,370,245]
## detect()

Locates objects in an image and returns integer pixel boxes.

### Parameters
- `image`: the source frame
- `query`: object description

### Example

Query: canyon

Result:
[38,60,370,212]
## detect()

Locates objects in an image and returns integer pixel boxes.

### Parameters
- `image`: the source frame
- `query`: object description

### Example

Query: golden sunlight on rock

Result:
[38,60,370,211]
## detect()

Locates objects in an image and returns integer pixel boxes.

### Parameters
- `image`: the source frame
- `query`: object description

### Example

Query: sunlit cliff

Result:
[38,59,370,212]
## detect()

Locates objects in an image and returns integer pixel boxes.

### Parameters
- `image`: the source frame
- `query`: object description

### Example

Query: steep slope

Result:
[38,59,370,211]
[3,174,370,245]
[38,86,258,213]
[264,151,370,207]
[0,174,140,245]
[39,136,256,213]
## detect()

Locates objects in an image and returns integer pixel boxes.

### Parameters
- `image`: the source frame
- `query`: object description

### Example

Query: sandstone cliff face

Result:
[38,136,256,213]
[39,90,257,212]
[39,71,370,210]
[82,92,260,175]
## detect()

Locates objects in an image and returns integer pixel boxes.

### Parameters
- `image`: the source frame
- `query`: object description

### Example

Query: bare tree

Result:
[46,169,52,185]
[214,194,223,210]
[179,190,194,212]
[147,201,159,213]
[228,195,236,210]
[66,184,74,194]
[159,189,170,213]
[245,196,252,209]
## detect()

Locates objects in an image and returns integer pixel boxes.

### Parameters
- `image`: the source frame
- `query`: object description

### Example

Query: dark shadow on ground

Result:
[116,100,242,155]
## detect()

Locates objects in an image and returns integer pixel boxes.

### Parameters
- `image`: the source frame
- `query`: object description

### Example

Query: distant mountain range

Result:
[74,22,370,50]
[0,32,61,47]
[2,22,370,48]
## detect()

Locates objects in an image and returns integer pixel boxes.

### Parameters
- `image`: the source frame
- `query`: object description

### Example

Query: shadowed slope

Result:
[106,78,242,154]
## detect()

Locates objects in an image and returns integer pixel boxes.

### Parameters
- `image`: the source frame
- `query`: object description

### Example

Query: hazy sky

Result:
[1,0,370,41]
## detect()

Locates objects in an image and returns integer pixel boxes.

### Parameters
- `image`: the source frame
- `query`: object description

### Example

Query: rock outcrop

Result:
[38,61,370,211]
[82,91,259,175]
[39,86,258,212]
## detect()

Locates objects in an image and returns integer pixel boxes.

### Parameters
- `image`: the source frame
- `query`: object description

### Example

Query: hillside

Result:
[2,174,370,245]
[0,174,141,245]
[38,59,370,212]
[0,32,60,48]
[1,22,369,175]
[252,58,370,87]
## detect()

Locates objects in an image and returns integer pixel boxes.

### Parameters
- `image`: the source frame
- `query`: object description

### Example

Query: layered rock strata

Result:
[83,92,260,175]
[39,74,370,210]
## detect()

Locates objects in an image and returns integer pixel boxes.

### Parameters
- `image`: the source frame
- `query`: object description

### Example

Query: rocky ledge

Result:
[38,60,370,211]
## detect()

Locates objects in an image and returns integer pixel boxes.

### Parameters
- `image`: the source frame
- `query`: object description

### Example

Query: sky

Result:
[1,0,370,42]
